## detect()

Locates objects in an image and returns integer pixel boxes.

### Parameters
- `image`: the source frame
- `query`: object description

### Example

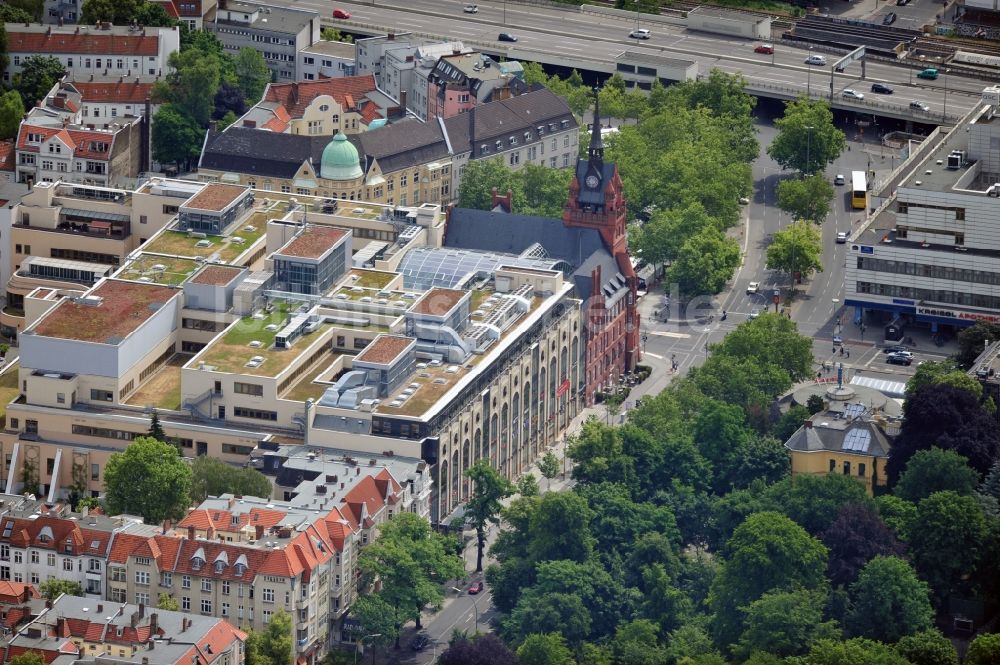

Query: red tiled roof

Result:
[17,124,117,159]
[262,75,377,120]
[107,532,152,564]
[261,105,291,132]
[0,516,89,552]
[7,30,161,56]
[72,81,155,104]
[4,606,30,629]
[0,140,16,172]
[150,0,181,18]
[178,506,287,533]
[360,102,383,125]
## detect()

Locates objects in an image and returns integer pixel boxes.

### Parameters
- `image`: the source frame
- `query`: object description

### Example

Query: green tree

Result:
[464,460,514,572]
[806,394,826,414]
[803,638,913,665]
[246,608,292,665]
[0,90,25,141]
[520,163,573,217]
[527,491,596,564]
[907,491,987,603]
[9,653,46,665]
[966,633,1000,665]
[538,451,560,491]
[148,410,166,441]
[517,633,575,665]
[904,359,983,402]
[763,473,872,536]
[709,512,829,647]
[875,495,917,540]
[0,25,7,84]
[611,619,671,665]
[320,27,353,43]
[39,578,83,600]
[103,436,192,524]
[895,448,979,503]
[846,556,933,642]
[233,48,271,105]
[347,595,398,654]
[217,110,239,130]
[895,629,959,665]
[735,588,840,660]
[159,49,223,127]
[766,220,823,285]
[0,4,33,21]
[358,512,464,632]
[776,174,835,224]
[767,97,847,174]
[151,104,203,171]
[631,203,720,267]
[156,592,179,611]
[81,0,140,23]
[668,227,741,296]
[517,473,540,497]
[772,404,811,442]
[955,321,1000,368]
[134,1,178,26]
[191,455,272,503]
[981,460,1000,501]
[712,312,815,383]
[14,55,66,108]
[457,157,523,211]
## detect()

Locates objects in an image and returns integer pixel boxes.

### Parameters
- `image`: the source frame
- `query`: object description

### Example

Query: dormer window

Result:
[27,133,43,144]
[495,140,501,150]
[509,136,517,146]
[480,144,488,155]
[234,563,246,577]
[524,131,531,141]
[192,557,203,571]
[215,561,225,574]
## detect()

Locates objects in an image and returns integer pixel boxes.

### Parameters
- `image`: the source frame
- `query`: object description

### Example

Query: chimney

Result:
[58,16,64,26]
[399,89,407,113]
[187,525,195,541]
[388,33,395,40]
[255,524,264,540]
[45,599,53,609]
[142,97,152,173]
[161,519,171,535]
[148,639,154,650]
[243,119,257,129]
[206,526,215,540]
[804,420,813,429]
[150,613,158,636]
[130,612,138,628]
[181,618,188,633]
[97,604,103,613]
[142,658,149,665]
[138,603,145,619]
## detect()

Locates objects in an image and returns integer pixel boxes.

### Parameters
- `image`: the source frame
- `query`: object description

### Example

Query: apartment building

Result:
[7,595,246,665]
[3,24,180,84]
[41,76,161,129]
[427,52,526,121]
[846,87,1000,336]
[298,40,356,81]
[443,86,579,194]
[3,179,203,339]
[236,75,393,136]
[209,1,321,81]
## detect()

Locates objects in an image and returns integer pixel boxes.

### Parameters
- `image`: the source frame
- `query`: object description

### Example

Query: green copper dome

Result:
[320,133,363,180]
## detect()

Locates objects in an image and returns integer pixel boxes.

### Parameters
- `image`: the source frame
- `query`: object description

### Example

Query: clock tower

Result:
[563,88,641,386]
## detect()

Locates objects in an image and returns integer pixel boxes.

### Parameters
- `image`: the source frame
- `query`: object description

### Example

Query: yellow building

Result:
[783,406,892,495]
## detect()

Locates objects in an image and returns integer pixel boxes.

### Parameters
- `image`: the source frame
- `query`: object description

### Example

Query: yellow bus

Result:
[851,171,868,210]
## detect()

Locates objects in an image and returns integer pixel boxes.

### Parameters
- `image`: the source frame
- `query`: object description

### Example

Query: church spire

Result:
[588,86,604,164]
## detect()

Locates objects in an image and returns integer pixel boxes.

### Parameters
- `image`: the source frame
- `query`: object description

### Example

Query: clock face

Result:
[585,175,600,189]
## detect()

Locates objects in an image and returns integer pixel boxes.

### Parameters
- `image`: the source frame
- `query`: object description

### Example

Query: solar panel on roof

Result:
[842,428,871,453]
[843,403,865,419]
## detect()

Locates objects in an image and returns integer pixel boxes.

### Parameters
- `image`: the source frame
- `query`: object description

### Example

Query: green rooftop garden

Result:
[118,254,200,286]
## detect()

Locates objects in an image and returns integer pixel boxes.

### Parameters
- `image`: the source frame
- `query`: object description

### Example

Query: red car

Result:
[332,8,351,18]
[468,581,483,595]
[754,43,774,54]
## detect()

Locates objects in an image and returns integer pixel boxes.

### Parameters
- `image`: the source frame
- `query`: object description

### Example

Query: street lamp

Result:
[355,634,382,665]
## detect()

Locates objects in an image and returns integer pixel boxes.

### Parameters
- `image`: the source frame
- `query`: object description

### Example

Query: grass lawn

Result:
[352,270,396,289]
[281,360,333,402]
[126,355,185,410]
[119,255,200,285]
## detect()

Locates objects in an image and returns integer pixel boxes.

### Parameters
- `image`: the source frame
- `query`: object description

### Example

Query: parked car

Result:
[412,634,431,651]
[332,8,351,18]
[896,0,910,5]
[834,174,846,185]
[748,307,762,320]
[833,335,843,346]
[463,3,479,12]
[746,281,760,295]
[883,11,897,24]
[469,581,484,594]
[909,100,930,112]
[498,32,518,42]
[871,82,895,94]
[739,196,750,204]
[883,344,909,354]
[836,231,848,243]
[886,352,913,366]
[754,43,775,54]
[842,88,865,100]
[630,28,651,39]
[917,67,939,80]
[805,54,827,65]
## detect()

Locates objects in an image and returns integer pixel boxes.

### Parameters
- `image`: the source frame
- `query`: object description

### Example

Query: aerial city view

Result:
[0,0,1000,663]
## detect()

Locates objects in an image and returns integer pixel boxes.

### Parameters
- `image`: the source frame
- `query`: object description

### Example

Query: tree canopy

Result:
[766,220,824,284]
[14,55,65,108]
[776,174,835,224]
[464,459,514,572]
[846,556,933,642]
[821,502,903,587]
[0,90,25,141]
[190,456,272,503]
[895,447,980,504]
[767,97,847,174]
[103,436,192,524]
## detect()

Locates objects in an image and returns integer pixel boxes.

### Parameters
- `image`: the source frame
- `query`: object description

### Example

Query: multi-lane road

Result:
[314,0,989,121]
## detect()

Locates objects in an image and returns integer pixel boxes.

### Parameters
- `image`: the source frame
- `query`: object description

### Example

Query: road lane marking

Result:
[648,331,691,338]
[644,352,664,360]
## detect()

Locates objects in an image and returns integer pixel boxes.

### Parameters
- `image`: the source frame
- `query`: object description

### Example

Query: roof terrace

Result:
[192,301,336,377]
[30,279,177,344]
[143,214,267,263]
[117,253,201,286]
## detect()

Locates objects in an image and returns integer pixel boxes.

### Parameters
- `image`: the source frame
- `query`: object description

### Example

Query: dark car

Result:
[498,32,518,42]
[886,352,912,366]
[871,83,894,94]
[468,581,484,594]
[883,344,908,354]
[412,634,431,651]
[896,0,910,6]
[883,11,897,24]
